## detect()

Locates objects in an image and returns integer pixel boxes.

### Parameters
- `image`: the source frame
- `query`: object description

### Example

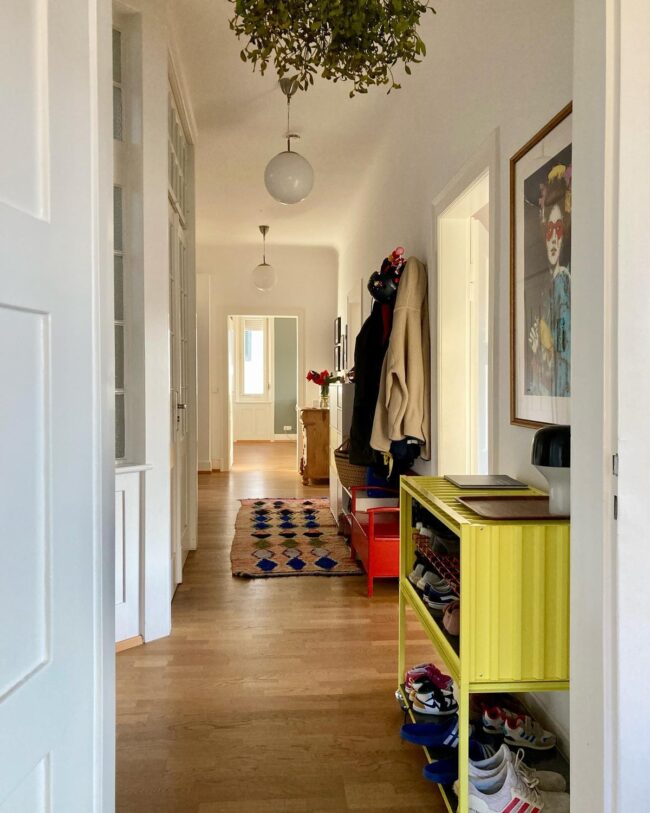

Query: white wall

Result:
[196,272,212,470]
[197,244,337,469]
[336,0,573,747]
[113,0,181,641]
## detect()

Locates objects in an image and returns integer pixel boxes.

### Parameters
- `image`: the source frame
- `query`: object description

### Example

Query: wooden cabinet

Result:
[299,408,329,484]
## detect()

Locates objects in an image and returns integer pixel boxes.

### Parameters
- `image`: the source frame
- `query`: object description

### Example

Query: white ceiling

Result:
[168,0,440,249]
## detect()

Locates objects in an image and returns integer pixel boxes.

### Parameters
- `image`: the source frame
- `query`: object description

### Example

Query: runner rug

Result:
[231,497,362,578]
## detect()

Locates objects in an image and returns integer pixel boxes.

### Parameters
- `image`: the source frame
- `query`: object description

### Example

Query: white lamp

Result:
[264,77,314,205]
[252,225,276,292]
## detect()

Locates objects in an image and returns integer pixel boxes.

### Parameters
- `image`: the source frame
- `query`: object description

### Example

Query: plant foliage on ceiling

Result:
[229,0,436,96]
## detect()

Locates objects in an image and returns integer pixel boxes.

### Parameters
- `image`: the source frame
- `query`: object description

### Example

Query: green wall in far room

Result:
[274,317,297,434]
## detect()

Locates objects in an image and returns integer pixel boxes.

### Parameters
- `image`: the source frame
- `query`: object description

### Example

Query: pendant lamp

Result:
[264,77,314,205]
[252,225,276,291]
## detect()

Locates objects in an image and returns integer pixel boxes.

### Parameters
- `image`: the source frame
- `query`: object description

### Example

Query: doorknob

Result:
[177,403,188,409]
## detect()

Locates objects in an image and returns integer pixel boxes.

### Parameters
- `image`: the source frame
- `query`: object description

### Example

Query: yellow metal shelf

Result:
[400,579,460,685]
[397,476,571,813]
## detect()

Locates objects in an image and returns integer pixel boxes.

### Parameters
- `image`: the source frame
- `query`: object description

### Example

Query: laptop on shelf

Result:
[443,474,528,489]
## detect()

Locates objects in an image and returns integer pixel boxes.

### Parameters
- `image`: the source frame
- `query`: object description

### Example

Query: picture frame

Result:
[334,343,342,373]
[334,316,341,345]
[510,102,573,427]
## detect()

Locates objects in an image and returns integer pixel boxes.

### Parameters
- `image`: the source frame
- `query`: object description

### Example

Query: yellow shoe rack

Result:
[398,476,570,813]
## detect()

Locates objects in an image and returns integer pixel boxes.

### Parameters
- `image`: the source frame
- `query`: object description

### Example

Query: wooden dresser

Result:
[299,408,329,484]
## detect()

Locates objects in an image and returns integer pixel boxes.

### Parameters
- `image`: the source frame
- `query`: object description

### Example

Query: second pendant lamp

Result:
[264,77,314,205]
[252,225,276,292]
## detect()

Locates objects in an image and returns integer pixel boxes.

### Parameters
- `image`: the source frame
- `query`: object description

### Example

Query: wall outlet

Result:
[283,425,293,431]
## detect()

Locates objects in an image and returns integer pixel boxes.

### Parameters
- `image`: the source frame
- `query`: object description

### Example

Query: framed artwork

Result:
[334,343,342,373]
[510,102,572,427]
[334,316,341,344]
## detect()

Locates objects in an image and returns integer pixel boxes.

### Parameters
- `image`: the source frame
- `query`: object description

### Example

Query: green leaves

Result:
[228,0,435,96]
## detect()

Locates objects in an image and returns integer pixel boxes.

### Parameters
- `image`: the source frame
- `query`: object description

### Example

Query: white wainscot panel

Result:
[0,756,49,813]
[0,305,48,699]
[0,0,49,219]
[115,470,141,642]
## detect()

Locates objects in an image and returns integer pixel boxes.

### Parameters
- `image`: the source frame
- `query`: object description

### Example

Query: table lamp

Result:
[531,425,571,516]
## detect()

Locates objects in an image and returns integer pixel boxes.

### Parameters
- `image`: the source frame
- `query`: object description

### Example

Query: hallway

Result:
[116,445,441,812]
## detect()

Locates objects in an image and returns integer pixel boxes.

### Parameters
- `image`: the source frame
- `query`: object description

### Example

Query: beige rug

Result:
[231,497,363,577]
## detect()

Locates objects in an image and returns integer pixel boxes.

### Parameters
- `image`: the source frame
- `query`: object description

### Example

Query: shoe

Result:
[400,715,471,747]
[470,744,566,792]
[482,706,556,752]
[505,715,556,751]
[455,754,570,813]
[482,706,506,735]
[408,562,426,585]
[417,569,450,593]
[443,600,460,636]
[411,684,458,716]
[422,741,496,785]
[423,587,458,614]
[405,662,452,691]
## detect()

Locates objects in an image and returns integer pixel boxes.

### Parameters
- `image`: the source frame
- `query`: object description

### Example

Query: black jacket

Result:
[349,303,392,466]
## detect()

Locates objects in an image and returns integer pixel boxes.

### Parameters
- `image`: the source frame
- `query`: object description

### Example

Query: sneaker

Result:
[423,587,458,614]
[400,714,472,747]
[482,706,507,735]
[417,569,450,593]
[470,744,567,792]
[405,663,452,691]
[411,684,458,716]
[457,755,570,813]
[408,562,427,586]
[422,740,496,785]
[505,715,556,751]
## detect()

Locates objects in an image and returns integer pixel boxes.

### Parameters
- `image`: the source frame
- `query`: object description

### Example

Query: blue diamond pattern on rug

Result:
[231,498,362,579]
[256,558,278,572]
[314,556,337,571]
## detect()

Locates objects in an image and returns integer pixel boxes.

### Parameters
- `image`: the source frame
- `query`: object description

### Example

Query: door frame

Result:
[430,131,500,475]
[222,311,303,471]
[95,0,117,808]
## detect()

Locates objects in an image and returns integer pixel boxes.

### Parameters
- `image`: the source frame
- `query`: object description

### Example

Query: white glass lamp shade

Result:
[252,262,276,291]
[264,150,314,204]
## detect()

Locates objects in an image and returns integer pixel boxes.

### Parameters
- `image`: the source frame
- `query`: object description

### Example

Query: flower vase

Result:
[319,387,330,409]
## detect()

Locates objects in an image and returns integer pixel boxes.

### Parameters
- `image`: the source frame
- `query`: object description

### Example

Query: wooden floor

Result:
[116,442,443,812]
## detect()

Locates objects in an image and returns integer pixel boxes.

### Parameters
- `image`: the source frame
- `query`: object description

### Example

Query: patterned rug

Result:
[231,498,363,578]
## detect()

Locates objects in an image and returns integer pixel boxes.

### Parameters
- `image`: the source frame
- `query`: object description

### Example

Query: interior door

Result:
[0,1,112,810]
[169,205,189,590]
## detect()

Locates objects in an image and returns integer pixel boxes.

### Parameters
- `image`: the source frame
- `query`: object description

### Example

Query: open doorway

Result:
[436,168,491,475]
[226,315,299,471]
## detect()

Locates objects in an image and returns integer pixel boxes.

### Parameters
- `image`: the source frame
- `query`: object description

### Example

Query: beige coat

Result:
[370,256,431,460]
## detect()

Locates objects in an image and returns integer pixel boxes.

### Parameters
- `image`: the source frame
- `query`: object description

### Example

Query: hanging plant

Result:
[229,0,436,96]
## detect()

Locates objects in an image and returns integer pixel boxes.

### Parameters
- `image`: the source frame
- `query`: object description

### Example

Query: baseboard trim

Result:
[273,434,297,441]
[116,635,144,653]
[198,459,212,472]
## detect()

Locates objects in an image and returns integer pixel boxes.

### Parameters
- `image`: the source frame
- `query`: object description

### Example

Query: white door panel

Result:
[0,0,111,810]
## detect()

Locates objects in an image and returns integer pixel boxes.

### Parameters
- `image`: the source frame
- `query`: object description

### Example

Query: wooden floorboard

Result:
[116,443,443,812]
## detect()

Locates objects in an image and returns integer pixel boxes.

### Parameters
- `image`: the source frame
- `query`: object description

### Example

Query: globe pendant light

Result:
[252,225,276,291]
[264,77,314,205]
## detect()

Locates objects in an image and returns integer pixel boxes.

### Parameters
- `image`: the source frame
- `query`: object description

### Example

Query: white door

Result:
[437,170,490,475]
[169,206,190,590]
[0,1,112,811]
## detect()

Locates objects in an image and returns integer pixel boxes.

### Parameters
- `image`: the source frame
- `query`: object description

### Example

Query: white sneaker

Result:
[470,744,566,793]
[416,569,450,593]
[505,715,556,751]
[408,562,426,585]
[458,755,570,813]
